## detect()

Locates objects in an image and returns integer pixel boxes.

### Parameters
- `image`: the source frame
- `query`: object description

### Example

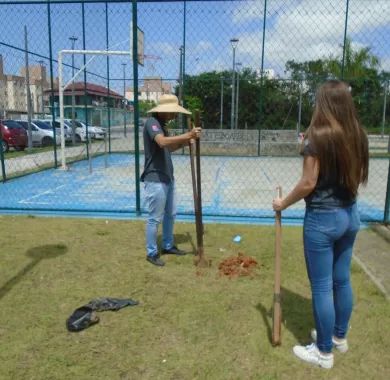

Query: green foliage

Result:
[285,38,387,130]
[139,100,156,117]
[183,95,203,116]
[182,38,389,132]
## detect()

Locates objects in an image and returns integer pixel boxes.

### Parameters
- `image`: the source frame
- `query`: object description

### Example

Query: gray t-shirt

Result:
[302,139,355,209]
[140,117,174,183]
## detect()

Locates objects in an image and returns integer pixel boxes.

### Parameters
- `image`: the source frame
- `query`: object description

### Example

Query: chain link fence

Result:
[0,0,389,222]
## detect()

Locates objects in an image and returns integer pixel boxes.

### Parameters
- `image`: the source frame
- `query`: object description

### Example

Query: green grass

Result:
[0,216,389,379]
[4,145,57,159]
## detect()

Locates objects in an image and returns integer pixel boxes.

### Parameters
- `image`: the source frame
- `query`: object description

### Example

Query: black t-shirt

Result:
[140,117,174,183]
[301,139,355,209]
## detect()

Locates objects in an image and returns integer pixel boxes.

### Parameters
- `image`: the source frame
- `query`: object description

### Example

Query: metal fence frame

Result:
[0,0,389,222]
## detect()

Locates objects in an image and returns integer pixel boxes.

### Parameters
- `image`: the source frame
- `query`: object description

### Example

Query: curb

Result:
[370,223,390,244]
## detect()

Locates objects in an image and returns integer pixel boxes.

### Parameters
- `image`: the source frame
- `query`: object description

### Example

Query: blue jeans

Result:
[303,204,360,353]
[144,181,176,257]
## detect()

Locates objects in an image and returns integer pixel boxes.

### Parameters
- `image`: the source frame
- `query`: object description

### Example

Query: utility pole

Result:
[122,63,127,137]
[69,35,78,145]
[24,26,33,151]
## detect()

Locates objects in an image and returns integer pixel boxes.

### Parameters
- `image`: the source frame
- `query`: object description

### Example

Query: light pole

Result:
[38,60,46,117]
[122,63,127,137]
[24,25,33,151]
[230,38,239,130]
[235,62,242,129]
[297,79,303,137]
[220,75,224,129]
[382,79,388,139]
[69,35,78,145]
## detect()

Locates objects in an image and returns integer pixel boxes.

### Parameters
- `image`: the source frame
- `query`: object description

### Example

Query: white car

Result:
[74,120,106,140]
[15,120,61,146]
[40,119,87,143]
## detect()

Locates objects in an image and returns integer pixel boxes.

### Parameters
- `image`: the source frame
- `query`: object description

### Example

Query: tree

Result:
[139,100,156,117]
[285,38,387,129]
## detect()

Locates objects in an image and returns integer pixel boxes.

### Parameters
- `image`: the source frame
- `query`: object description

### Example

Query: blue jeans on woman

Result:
[144,181,176,258]
[303,203,360,353]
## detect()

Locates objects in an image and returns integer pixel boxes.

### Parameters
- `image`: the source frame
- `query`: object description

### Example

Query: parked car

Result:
[39,119,87,143]
[39,119,71,143]
[0,120,28,152]
[63,119,90,142]
[73,120,106,140]
[15,120,61,147]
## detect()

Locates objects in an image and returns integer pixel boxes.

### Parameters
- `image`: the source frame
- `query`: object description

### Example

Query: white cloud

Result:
[192,40,213,54]
[149,42,177,56]
[232,0,390,75]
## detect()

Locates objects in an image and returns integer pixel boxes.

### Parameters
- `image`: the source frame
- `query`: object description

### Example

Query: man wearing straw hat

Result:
[141,94,202,266]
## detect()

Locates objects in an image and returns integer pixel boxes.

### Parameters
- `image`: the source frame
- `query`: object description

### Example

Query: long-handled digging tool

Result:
[272,186,282,346]
[188,112,210,267]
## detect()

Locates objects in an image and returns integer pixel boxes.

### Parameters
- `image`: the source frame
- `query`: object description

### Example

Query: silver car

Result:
[15,120,61,146]
[39,119,81,143]
[74,120,106,140]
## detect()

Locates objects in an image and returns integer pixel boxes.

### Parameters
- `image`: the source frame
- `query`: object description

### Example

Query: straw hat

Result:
[147,94,191,115]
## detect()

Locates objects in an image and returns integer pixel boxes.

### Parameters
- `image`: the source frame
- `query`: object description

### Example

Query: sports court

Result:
[0,153,386,222]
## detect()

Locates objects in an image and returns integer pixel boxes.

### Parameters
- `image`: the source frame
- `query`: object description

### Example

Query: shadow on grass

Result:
[256,286,313,345]
[0,244,68,301]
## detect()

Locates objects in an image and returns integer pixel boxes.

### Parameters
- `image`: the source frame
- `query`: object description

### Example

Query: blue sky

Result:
[0,0,389,94]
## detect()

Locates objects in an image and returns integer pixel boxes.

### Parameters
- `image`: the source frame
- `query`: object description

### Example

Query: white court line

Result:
[18,184,67,204]
[17,201,53,205]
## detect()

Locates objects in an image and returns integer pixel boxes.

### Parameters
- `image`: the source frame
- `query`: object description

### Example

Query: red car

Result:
[0,120,28,152]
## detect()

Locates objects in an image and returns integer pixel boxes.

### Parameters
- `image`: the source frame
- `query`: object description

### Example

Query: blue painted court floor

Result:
[0,153,386,223]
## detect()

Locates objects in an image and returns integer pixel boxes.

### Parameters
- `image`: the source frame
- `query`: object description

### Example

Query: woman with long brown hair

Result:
[272,80,369,369]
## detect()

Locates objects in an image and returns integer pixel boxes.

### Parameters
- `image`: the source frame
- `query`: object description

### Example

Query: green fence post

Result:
[105,1,112,153]
[132,0,141,215]
[341,0,350,79]
[82,2,90,169]
[181,0,187,154]
[47,0,58,168]
[182,0,187,108]
[257,0,267,156]
[384,159,390,224]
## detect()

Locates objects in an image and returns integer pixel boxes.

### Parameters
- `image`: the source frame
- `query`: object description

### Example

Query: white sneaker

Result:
[310,329,349,353]
[293,343,334,369]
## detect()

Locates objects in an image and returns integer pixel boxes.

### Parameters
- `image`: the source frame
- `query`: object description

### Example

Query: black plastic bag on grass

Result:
[66,297,139,332]
[66,306,99,332]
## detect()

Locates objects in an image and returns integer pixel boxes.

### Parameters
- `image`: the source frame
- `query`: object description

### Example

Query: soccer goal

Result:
[57,49,131,171]
[57,27,144,170]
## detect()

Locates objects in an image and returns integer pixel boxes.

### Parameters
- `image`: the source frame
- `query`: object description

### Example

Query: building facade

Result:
[0,55,48,118]
[126,76,172,103]
[47,82,130,127]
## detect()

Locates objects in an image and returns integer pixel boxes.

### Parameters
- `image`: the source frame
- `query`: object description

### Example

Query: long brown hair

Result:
[306,80,369,196]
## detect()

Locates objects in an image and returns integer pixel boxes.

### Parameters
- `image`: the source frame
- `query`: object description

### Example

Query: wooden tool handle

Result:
[272,186,282,346]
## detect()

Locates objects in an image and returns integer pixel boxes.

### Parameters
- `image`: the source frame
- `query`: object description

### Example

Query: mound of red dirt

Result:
[218,252,258,278]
